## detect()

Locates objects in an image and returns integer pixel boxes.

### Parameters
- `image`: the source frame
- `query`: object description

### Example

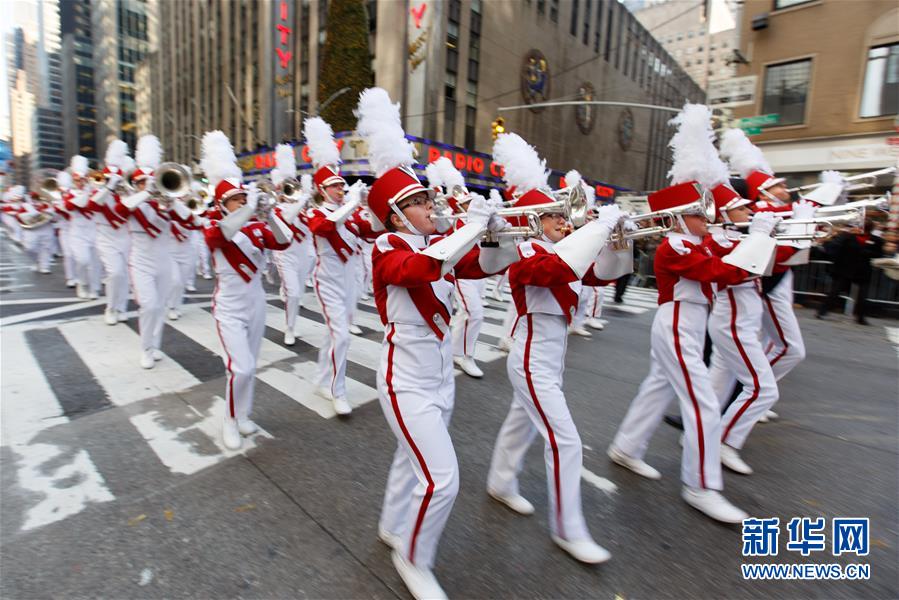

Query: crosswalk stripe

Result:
[168,306,295,368]
[57,319,201,406]
[1,329,116,532]
[256,360,379,418]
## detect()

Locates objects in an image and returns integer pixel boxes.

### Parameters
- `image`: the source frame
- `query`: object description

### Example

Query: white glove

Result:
[791,200,816,220]
[621,214,639,232]
[595,204,623,230]
[245,183,259,213]
[466,194,491,228]
[105,173,122,190]
[749,211,781,236]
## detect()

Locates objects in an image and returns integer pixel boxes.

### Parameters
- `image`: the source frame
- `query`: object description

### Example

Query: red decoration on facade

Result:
[410,3,426,29]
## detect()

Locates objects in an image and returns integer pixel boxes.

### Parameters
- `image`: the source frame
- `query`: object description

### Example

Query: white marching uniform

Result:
[91,189,132,315]
[206,212,290,424]
[451,278,486,359]
[192,226,213,279]
[706,232,779,450]
[63,188,102,295]
[168,220,199,313]
[571,284,604,329]
[15,203,56,272]
[125,195,174,353]
[373,230,502,569]
[761,268,806,381]
[53,202,76,282]
[612,233,748,490]
[488,237,616,542]
[272,204,315,335]
[307,203,373,400]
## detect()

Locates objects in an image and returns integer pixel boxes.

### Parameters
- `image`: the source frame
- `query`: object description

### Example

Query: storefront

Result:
[236,132,629,203]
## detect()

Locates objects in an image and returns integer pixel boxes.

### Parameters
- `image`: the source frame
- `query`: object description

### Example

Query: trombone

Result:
[787,167,897,193]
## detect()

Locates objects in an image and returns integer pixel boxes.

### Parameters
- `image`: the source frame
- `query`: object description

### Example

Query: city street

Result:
[1,230,897,600]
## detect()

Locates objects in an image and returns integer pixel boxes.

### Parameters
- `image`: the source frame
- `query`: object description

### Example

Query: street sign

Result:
[743,126,763,136]
[738,113,780,128]
[707,76,757,108]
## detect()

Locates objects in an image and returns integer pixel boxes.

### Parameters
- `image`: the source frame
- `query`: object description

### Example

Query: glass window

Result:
[467,59,479,82]
[860,43,899,118]
[537,0,545,16]
[762,58,812,126]
[446,48,458,73]
[570,0,578,35]
[550,0,558,23]
[583,0,591,44]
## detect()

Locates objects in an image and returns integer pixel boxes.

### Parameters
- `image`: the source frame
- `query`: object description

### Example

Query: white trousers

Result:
[168,239,197,311]
[57,225,75,281]
[129,234,172,352]
[96,224,131,313]
[488,312,591,542]
[213,278,267,422]
[312,253,358,399]
[378,323,458,569]
[760,270,806,381]
[708,286,779,450]
[612,301,724,490]
[357,240,373,296]
[571,285,604,328]
[22,226,55,271]
[452,278,486,358]
[192,229,212,278]
[68,222,102,294]
[273,238,315,332]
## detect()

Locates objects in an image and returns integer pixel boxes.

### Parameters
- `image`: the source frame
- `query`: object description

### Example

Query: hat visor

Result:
[760,177,786,190]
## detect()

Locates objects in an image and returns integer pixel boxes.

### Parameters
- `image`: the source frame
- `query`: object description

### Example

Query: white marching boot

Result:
[221,417,242,450]
[607,445,661,480]
[551,535,612,564]
[391,550,448,600]
[681,486,748,524]
[720,444,753,475]
[453,356,484,378]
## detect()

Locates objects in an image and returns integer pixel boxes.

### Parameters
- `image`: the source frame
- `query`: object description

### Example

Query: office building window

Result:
[570,0,578,35]
[465,105,476,149]
[860,43,898,118]
[537,0,545,16]
[762,58,812,126]
[594,0,603,52]
[550,0,558,23]
[583,0,591,45]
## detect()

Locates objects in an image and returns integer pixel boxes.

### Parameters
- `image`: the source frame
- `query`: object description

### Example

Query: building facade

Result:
[60,0,98,162]
[91,0,155,155]
[4,0,65,185]
[148,0,701,192]
[732,0,898,184]
[631,0,738,91]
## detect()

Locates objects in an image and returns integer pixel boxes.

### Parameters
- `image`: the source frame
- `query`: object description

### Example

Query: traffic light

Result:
[491,117,506,140]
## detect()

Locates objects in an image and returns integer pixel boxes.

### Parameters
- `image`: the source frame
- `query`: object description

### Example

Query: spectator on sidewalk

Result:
[816,219,884,325]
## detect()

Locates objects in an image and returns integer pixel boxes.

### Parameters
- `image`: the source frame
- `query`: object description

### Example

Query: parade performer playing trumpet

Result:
[358,87,517,600]
[609,105,780,523]
[200,131,293,451]
[63,156,102,300]
[269,144,315,346]
[486,133,627,565]
[304,116,377,416]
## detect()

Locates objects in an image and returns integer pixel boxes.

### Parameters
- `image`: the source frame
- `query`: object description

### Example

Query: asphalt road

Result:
[1,230,897,599]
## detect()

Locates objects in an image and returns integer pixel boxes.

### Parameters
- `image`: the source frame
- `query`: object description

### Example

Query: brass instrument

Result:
[39,176,62,203]
[154,162,193,201]
[607,194,717,249]
[714,209,865,242]
[19,211,54,229]
[787,167,897,193]
[88,170,106,184]
[279,177,301,200]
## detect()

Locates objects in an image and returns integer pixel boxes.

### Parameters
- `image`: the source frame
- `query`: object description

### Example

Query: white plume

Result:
[300,173,313,195]
[489,188,503,205]
[122,156,136,173]
[719,128,773,178]
[69,155,88,177]
[56,170,73,189]
[104,139,130,170]
[564,169,582,189]
[354,87,416,177]
[200,130,242,187]
[302,117,341,168]
[492,133,548,193]
[425,161,443,190]
[820,169,845,185]
[135,135,163,171]
[432,156,465,190]
[270,144,297,185]
[583,181,596,209]
[666,104,730,189]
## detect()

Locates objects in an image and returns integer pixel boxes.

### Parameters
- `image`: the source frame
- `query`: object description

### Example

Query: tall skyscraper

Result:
[61,0,97,161]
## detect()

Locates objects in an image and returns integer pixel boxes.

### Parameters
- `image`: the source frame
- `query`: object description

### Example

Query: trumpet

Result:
[714,210,865,241]
[154,162,193,202]
[779,195,889,219]
[607,194,717,249]
[787,167,897,193]
[88,170,106,184]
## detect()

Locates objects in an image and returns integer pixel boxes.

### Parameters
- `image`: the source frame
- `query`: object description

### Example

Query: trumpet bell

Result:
[155,162,193,198]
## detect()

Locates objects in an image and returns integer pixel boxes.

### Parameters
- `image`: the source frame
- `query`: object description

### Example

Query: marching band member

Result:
[721,129,807,384]
[1,186,26,246]
[90,140,133,325]
[269,144,315,346]
[486,133,627,564]
[428,157,490,378]
[608,105,779,523]
[200,131,293,451]
[52,171,78,287]
[167,200,201,320]
[191,183,215,281]
[63,156,102,300]
[304,116,377,416]
[4,189,55,273]
[120,135,175,368]
[358,87,516,600]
